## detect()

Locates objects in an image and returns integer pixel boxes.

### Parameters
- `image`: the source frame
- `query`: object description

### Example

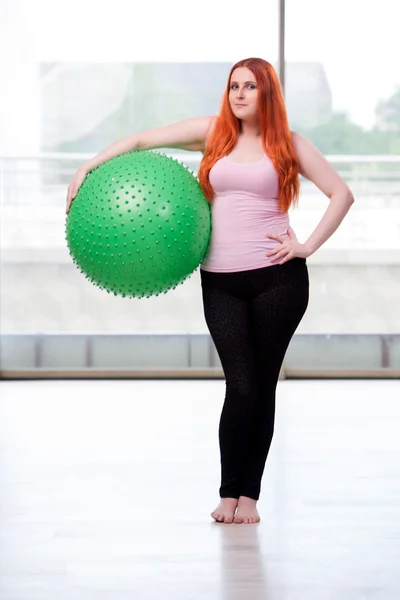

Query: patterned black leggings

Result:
[200,257,309,501]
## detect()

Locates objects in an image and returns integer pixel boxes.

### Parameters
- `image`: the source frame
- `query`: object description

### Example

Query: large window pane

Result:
[0,0,278,337]
[285,0,400,335]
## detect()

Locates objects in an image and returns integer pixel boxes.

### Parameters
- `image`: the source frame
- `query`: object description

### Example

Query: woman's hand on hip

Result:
[266,227,310,264]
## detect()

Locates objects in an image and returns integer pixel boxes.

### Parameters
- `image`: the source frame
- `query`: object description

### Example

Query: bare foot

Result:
[233,496,260,524]
[211,498,239,523]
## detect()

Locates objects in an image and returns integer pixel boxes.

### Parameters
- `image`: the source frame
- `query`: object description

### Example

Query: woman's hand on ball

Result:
[66,165,89,213]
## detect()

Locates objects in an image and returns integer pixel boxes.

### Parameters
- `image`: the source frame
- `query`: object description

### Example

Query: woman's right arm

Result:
[65,115,214,212]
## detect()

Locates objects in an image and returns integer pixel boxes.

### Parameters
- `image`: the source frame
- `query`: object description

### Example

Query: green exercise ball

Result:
[65,150,212,298]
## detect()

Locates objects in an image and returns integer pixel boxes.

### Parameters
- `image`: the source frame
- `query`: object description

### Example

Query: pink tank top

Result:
[200,154,292,272]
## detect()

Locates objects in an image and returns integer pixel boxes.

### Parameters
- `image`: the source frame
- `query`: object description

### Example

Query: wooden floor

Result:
[0,379,399,600]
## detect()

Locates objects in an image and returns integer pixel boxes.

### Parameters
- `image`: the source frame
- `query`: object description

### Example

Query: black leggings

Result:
[200,257,309,501]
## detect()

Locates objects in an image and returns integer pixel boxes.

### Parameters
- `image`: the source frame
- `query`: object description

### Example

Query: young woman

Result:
[66,57,354,525]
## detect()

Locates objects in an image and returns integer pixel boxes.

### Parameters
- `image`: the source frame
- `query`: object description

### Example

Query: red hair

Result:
[197,57,300,213]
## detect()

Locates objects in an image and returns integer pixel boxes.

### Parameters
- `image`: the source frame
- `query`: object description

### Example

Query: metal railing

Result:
[1,332,399,379]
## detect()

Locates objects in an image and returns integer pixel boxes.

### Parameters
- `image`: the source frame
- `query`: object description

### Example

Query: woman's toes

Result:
[224,515,233,523]
[212,499,238,523]
[212,511,234,523]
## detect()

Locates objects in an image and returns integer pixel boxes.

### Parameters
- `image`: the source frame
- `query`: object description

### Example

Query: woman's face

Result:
[229,67,259,120]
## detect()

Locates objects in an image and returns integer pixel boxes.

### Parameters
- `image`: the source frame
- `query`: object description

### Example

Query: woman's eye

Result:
[231,84,255,89]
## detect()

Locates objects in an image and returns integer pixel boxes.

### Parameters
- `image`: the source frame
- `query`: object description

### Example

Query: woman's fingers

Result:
[66,185,73,213]
[267,243,289,257]
[268,249,286,261]
[266,233,284,242]
[65,165,89,212]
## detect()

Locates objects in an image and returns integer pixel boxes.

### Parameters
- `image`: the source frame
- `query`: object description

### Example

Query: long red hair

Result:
[197,57,300,213]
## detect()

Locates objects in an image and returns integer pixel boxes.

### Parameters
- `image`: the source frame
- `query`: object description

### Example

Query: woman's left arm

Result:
[267,132,355,263]
[293,131,355,255]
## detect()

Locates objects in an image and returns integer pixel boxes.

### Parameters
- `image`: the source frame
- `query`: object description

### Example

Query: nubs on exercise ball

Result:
[65,150,212,298]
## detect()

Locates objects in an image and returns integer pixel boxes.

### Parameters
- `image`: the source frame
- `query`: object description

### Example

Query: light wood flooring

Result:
[1,379,399,600]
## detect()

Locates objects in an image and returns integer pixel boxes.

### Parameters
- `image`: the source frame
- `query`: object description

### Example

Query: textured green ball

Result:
[65,150,211,298]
